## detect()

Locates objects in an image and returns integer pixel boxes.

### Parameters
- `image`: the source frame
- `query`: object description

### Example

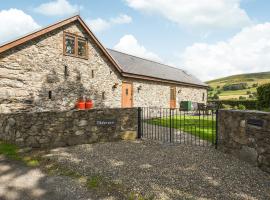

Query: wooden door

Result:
[170,87,176,109]
[122,82,133,108]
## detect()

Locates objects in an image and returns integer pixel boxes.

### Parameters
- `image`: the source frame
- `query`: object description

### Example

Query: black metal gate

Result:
[138,107,218,148]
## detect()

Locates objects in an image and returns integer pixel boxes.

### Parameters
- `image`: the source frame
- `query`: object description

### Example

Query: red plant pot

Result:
[76,101,86,110]
[85,100,93,109]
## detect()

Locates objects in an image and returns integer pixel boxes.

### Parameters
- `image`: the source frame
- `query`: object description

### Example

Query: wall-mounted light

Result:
[178,89,182,94]
[112,83,119,89]
[137,85,142,92]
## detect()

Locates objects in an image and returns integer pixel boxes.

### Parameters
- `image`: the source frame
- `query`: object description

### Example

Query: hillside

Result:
[206,71,270,100]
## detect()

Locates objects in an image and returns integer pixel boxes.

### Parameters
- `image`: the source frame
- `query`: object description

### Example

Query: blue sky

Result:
[0,0,270,81]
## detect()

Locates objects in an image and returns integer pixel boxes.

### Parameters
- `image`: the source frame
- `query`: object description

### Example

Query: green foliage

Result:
[246,91,251,95]
[221,104,232,110]
[0,141,40,167]
[239,96,246,100]
[252,83,258,87]
[87,176,102,188]
[238,104,246,110]
[257,83,270,109]
[223,83,248,91]
[213,94,219,100]
[0,141,19,160]
[209,100,257,110]
[208,87,214,91]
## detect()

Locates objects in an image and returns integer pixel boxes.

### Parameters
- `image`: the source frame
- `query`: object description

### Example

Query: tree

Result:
[213,94,219,100]
[257,83,270,109]
[239,96,246,100]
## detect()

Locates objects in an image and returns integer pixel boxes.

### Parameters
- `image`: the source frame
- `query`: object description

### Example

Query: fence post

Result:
[215,109,219,149]
[138,107,142,139]
[170,108,172,143]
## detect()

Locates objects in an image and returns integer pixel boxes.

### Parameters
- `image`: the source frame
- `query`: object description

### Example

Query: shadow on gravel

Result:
[0,156,98,200]
[44,140,270,200]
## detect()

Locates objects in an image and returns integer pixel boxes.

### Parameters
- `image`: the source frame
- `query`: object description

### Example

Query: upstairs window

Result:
[78,39,87,57]
[64,32,88,59]
[65,35,75,55]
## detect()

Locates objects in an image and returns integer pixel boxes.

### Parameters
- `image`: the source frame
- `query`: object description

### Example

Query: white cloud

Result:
[178,23,270,81]
[125,0,251,29]
[35,0,81,16]
[0,9,40,44]
[114,34,162,62]
[87,14,132,32]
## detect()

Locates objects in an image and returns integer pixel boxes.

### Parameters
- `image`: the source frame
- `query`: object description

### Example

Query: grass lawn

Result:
[0,141,40,166]
[147,115,216,143]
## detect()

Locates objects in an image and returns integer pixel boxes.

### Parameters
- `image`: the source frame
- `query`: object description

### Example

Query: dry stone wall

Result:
[0,108,138,148]
[218,110,270,173]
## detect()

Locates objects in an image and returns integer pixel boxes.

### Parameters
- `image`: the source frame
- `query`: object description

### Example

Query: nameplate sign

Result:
[96,119,117,126]
[247,119,264,128]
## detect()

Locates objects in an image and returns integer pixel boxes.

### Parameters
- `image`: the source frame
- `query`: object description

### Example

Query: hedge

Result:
[209,100,257,110]
[257,83,270,109]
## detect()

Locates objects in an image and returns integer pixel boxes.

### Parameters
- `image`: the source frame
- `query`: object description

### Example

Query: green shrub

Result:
[213,94,219,100]
[246,91,251,95]
[239,96,246,100]
[223,83,248,91]
[208,87,214,91]
[209,100,257,110]
[221,104,232,110]
[257,83,270,109]
[252,83,258,87]
[238,104,246,110]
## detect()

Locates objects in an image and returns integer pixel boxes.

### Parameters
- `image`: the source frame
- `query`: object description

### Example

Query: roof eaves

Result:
[0,15,80,54]
[122,72,209,88]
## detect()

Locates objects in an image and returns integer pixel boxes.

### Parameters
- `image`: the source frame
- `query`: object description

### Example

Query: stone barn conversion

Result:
[0,15,207,113]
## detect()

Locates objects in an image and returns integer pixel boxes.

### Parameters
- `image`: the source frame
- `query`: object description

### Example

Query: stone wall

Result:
[218,109,270,173]
[0,21,122,113]
[132,79,207,108]
[0,108,138,148]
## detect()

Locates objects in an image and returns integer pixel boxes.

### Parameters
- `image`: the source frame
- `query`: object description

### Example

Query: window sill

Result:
[64,53,88,60]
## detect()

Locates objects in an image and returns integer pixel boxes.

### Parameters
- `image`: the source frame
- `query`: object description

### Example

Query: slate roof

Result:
[107,49,208,87]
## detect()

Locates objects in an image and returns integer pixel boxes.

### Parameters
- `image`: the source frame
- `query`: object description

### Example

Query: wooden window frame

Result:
[63,32,88,59]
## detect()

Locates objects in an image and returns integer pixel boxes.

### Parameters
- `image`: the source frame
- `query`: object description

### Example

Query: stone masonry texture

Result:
[0,20,206,113]
[0,108,138,148]
[218,109,270,173]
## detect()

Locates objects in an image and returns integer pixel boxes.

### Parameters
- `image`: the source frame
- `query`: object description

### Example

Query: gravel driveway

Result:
[44,140,270,200]
[0,156,97,200]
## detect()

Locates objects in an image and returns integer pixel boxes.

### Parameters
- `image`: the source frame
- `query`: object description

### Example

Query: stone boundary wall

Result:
[218,109,270,173]
[0,108,138,148]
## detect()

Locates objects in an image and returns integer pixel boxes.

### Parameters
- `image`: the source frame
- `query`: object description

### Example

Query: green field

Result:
[147,115,216,142]
[207,71,270,100]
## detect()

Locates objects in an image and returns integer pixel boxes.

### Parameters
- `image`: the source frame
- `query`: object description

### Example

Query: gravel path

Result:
[44,140,270,200]
[0,156,99,200]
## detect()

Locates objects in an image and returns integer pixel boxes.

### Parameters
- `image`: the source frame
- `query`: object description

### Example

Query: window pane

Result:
[78,39,86,57]
[65,36,75,55]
